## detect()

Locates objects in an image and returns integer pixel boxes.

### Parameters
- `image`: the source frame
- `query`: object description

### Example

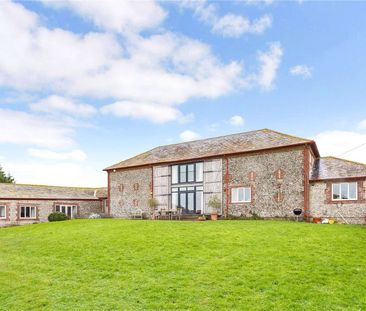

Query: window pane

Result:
[0,206,5,218]
[332,184,340,200]
[196,191,203,213]
[187,164,194,182]
[172,192,179,210]
[196,186,203,191]
[180,165,186,183]
[341,183,348,199]
[55,205,60,212]
[231,188,238,202]
[238,188,244,202]
[349,182,357,199]
[26,206,30,218]
[172,165,178,184]
[244,187,251,202]
[196,163,203,182]
[188,193,194,211]
[30,207,36,218]
[180,192,186,209]
[21,207,25,218]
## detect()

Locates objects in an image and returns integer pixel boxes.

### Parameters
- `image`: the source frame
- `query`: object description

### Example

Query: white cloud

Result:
[229,115,245,126]
[101,101,185,124]
[30,95,97,117]
[28,148,87,161]
[181,1,272,37]
[0,1,281,125]
[213,14,272,37]
[314,130,366,164]
[2,160,105,187]
[0,108,75,149]
[0,1,247,123]
[249,42,283,90]
[357,119,366,130]
[180,130,201,142]
[290,65,313,78]
[43,0,167,34]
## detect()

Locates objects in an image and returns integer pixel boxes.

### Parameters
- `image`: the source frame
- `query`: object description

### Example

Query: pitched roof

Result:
[311,157,366,180]
[0,183,107,200]
[105,129,318,170]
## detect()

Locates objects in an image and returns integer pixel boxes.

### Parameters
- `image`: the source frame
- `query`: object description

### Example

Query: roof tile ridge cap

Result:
[264,128,312,142]
[0,183,98,190]
[321,156,366,167]
[150,128,268,149]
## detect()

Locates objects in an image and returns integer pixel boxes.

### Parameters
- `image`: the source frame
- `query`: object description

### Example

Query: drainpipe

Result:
[225,157,229,218]
[303,147,310,222]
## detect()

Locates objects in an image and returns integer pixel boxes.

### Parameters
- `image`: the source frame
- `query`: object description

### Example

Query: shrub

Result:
[89,213,101,219]
[48,212,68,222]
[208,195,221,213]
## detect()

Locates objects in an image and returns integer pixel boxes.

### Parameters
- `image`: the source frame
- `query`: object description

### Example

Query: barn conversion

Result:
[0,184,107,226]
[105,129,366,224]
[1,128,365,226]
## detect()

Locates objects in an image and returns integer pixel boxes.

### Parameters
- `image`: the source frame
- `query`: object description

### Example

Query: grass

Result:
[0,220,365,310]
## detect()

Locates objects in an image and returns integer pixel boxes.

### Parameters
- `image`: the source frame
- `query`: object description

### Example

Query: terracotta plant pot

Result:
[211,213,218,221]
[313,217,321,223]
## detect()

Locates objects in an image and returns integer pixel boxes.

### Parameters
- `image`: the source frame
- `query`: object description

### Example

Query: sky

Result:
[0,0,366,187]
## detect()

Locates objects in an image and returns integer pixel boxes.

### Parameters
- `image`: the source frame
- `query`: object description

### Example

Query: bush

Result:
[89,213,101,219]
[48,212,68,222]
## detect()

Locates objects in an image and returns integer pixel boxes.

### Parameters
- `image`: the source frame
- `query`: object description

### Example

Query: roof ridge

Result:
[321,156,366,167]
[264,128,312,142]
[152,128,271,149]
[0,183,102,190]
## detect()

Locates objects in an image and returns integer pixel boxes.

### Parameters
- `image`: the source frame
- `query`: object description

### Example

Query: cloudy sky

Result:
[0,0,366,187]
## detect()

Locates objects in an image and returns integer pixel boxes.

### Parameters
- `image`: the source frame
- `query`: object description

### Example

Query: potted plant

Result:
[208,195,221,221]
[148,197,159,219]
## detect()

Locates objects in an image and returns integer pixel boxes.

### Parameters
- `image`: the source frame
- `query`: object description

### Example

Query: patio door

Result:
[172,186,203,214]
[55,205,77,219]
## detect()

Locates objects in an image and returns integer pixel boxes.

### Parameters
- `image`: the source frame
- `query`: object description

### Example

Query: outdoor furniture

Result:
[160,209,170,220]
[171,208,182,220]
[130,208,143,219]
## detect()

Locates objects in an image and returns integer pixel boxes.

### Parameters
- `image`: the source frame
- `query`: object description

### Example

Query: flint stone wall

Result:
[224,147,305,218]
[109,167,152,218]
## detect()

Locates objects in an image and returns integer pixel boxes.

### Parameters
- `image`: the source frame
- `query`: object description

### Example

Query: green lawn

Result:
[0,220,365,310]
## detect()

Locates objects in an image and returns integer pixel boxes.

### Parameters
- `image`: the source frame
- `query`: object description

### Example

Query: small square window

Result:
[231,187,251,203]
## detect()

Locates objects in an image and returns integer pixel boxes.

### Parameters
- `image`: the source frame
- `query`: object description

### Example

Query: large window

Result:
[332,182,357,201]
[171,162,203,184]
[172,186,203,214]
[0,206,6,219]
[20,206,36,219]
[231,187,251,203]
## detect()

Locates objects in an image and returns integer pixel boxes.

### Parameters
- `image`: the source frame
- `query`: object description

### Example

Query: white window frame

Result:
[19,206,37,219]
[55,204,78,218]
[231,187,251,203]
[331,182,358,201]
[0,205,6,219]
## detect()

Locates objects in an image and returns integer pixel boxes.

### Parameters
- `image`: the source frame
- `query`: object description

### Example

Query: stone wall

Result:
[309,180,366,224]
[223,146,305,219]
[0,199,102,227]
[109,167,152,217]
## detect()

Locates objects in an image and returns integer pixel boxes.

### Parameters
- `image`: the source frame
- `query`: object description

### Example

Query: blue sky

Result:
[0,0,366,186]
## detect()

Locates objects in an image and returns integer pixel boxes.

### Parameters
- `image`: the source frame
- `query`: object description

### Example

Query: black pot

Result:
[293,208,302,216]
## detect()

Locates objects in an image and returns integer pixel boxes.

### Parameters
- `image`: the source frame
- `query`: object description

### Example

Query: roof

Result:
[105,128,319,170]
[0,183,107,200]
[311,157,366,180]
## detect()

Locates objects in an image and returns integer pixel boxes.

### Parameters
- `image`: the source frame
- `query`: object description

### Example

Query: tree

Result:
[0,165,15,183]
